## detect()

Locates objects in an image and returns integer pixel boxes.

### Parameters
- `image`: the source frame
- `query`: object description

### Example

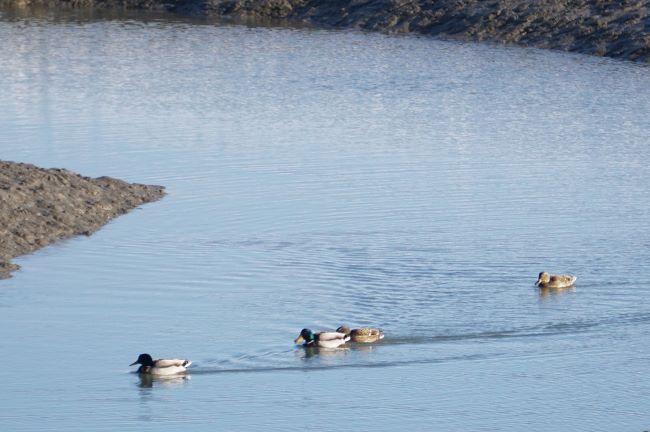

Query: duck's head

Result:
[294,328,315,344]
[130,353,154,366]
[336,325,351,335]
[536,272,550,286]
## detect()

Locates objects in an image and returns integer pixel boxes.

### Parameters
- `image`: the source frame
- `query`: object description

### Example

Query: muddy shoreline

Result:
[0,161,165,279]
[1,0,649,62]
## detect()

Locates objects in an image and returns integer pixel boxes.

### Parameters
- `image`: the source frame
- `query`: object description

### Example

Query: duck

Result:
[130,353,192,375]
[336,325,385,343]
[294,328,350,348]
[535,272,577,289]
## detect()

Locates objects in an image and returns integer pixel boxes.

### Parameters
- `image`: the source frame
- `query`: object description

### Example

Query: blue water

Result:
[1,8,650,431]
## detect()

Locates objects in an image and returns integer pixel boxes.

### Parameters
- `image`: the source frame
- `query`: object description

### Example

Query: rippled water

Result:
[1,7,650,431]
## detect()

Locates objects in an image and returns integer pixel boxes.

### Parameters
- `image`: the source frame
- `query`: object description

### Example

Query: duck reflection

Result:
[136,373,191,389]
[297,343,378,364]
[299,345,350,360]
[538,285,575,299]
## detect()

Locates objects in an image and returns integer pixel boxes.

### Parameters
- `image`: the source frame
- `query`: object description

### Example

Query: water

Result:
[1,7,650,431]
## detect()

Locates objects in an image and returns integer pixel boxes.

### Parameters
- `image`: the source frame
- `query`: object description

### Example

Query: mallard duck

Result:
[130,353,192,375]
[336,325,385,343]
[294,328,350,348]
[535,272,577,289]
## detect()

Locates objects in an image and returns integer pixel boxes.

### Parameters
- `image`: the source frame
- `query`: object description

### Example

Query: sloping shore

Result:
[1,0,649,62]
[0,161,165,279]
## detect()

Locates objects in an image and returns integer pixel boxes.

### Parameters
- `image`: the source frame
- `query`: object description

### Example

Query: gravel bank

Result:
[0,161,165,279]
[1,0,649,62]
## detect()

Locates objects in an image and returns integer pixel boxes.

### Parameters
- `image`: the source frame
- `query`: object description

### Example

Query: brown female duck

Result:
[336,325,384,343]
[535,272,577,289]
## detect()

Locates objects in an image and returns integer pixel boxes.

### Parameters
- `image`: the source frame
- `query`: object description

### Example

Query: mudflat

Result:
[1,0,649,62]
[0,160,165,278]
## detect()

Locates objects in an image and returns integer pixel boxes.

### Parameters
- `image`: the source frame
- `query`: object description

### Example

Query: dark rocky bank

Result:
[2,0,650,62]
[0,161,165,279]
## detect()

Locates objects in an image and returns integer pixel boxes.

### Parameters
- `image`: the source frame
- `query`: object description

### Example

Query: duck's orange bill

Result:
[294,335,304,344]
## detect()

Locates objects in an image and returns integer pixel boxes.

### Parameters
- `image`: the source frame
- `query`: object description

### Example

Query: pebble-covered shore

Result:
[0,161,165,278]
[1,0,649,62]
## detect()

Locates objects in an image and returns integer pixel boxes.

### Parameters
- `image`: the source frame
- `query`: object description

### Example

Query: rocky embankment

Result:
[0,161,165,279]
[2,0,649,62]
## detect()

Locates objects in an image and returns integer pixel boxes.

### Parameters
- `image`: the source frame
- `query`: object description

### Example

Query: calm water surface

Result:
[1,8,650,431]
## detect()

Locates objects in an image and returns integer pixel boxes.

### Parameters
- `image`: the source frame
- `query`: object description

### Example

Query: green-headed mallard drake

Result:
[336,325,385,343]
[294,328,350,348]
[130,353,191,375]
[535,272,577,289]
